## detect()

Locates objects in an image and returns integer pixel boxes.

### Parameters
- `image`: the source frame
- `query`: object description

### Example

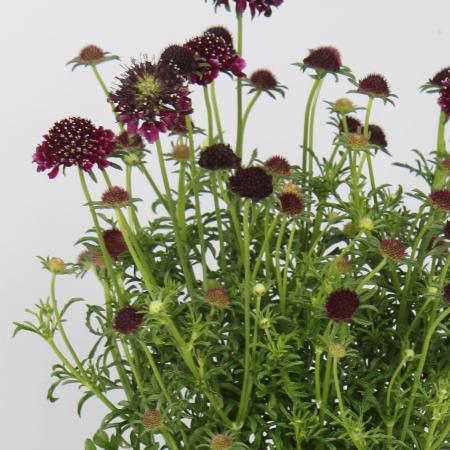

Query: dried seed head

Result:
[264,155,291,176]
[101,186,130,207]
[429,189,450,212]
[142,410,163,430]
[380,238,406,262]
[346,133,368,151]
[204,288,230,308]
[210,433,233,450]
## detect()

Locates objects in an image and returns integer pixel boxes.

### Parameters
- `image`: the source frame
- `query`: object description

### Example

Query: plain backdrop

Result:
[1,1,450,449]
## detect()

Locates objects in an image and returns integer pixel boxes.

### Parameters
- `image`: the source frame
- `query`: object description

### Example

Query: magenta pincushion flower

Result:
[429,189,450,212]
[110,59,192,143]
[32,117,115,178]
[184,28,246,85]
[229,166,273,201]
[159,45,198,78]
[210,0,283,17]
[113,306,144,335]
[303,46,342,73]
[357,74,391,97]
[438,79,450,116]
[325,290,360,322]
[198,144,241,170]
[380,238,406,261]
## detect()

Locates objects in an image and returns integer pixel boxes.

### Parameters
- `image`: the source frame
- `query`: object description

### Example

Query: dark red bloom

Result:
[358,74,391,97]
[198,144,241,170]
[438,79,450,116]
[159,45,198,78]
[115,131,144,150]
[339,116,362,134]
[204,288,230,308]
[229,166,273,201]
[444,221,450,239]
[368,124,388,147]
[110,59,192,143]
[325,290,360,322]
[278,192,304,216]
[32,117,115,178]
[206,26,234,45]
[250,69,278,91]
[441,158,450,173]
[264,155,290,176]
[184,29,246,85]
[429,189,450,212]
[380,239,406,261]
[103,229,128,260]
[303,46,342,73]
[210,0,283,17]
[113,306,144,335]
[444,284,450,303]
[430,67,450,86]
[101,186,130,207]
[78,45,105,63]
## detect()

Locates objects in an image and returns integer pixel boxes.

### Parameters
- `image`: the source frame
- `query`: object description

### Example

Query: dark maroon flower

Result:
[198,143,241,170]
[429,189,450,212]
[250,69,278,91]
[430,67,450,86]
[184,29,246,85]
[78,45,105,64]
[339,116,362,134]
[368,124,388,147]
[357,74,391,97]
[32,117,115,178]
[444,284,450,303]
[278,192,304,216]
[210,0,283,17]
[103,229,128,260]
[205,26,234,45]
[444,221,450,239]
[110,59,192,143]
[438,80,450,116]
[101,186,130,207]
[113,306,144,335]
[325,290,360,322]
[380,238,406,261]
[264,155,290,176]
[204,288,230,308]
[441,158,450,173]
[229,166,273,201]
[159,45,198,78]
[303,46,342,73]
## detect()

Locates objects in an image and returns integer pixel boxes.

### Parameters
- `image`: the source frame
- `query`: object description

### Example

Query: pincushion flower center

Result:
[135,74,162,103]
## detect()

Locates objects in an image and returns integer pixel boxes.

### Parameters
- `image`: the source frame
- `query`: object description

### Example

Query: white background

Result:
[1,1,450,449]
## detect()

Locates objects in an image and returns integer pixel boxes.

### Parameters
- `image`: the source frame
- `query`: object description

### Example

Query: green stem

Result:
[125,164,141,232]
[314,350,322,408]
[120,337,146,403]
[400,308,450,441]
[308,78,324,178]
[386,357,407,409]
[177,161,187,239]
[235,12,244,158]
[203,86,214,143]
[210,82,224,142]
[333,357,346,416]
[138,163,168,211]
[252,214,279,280]
[356,258,387,292]
[431,418,450,450]
[241,91,262,139]
[161,429,181,450]
[281,220,297,315]
[275,216,288,313]
[211,172,226,272]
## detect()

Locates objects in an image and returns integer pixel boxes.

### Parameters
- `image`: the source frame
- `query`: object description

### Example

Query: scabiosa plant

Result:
[198,143,241,170]
[159,45,198,78]
[325,289,360,322]
[229,166,273,201]
[429,189,450,212]
[184,27,246,85]
[380,238,406,262]
[339,115,362,133]
[352,73,397,104]
[430,66,450,87]
[246,69,287,98]
[113,306,144,335]
[110,59,192,142]
[142,410,163,430]
[264,155,290,176]
[32,117,115,178]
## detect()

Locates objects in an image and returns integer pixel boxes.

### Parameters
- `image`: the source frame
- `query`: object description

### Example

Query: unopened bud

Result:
[329,342,346,358]
[142,410,163,430]
[48,257,66,273]
[359,217,374,231]
[253,283,267,296]
[149,300,164,315]
[404,349,415,362]
[334,98,353,114]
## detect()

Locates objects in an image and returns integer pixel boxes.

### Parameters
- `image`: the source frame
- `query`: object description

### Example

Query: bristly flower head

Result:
[429,189,450,212]
[438,79,450,116]
[380,238,406,262]
[101,186,130,207]
[368,124,388,147]
[441,158,450,173]
[345,133,368,151]
[32,117,115,178]
[264,155,290,176]
[103,229,128,260]
[172,144,191,162]
[325,289,360,322]
[67,45,119,70]
[110,58,192,143]
[430,67,450,87]
[159,45,198,78]
[339,115,362,134]
[278,192,304,216]
[229,166,273,201]
[302,46,342,73]
[78,249,105,269]
[198,143,241,170]
[334,98,354,114]
[184,27,246,85]
[247,69,287,97]
[209,0,283,17]
[142,410,163,430]
[113,306,144,335]
[204,288,230,308]
[444,284,450,303]
[210,433,234,450]
[352,73,397,104]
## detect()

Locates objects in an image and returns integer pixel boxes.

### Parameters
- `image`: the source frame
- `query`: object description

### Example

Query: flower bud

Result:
[48,257,66,273]
[172,144,190,162]
[334,98,353,114]
[327,211,340,223]
[329,342,347,358]
[210,433,233,450]
[427,286,438,295]
[142,410,163,430]
[123,153,141,165]
[259,318,271,329]
[403,349,415,361]
[346,133,368,151]
[359,217,374,231]
[149,300,164,315]
[253,283,267,296]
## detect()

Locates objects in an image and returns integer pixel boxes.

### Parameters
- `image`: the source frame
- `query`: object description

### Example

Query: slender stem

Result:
[424,416,440,450]
[120,337,146,402]
[356,258,387,292]
[177,161,187,239]
[236,201,253,427]
[241,91,262,139]
[281,220,297,315]
[252,214,279,280]
[386,357,407,409]
[125,164,141,232]
[433,111,449,188]
[161,429,181,450]
[308,78,324,178]
[235,12,244,158]
[138,163,168,211]
[210,82,224,142]
[333,357,346,416]
[431,417,450,450]
[203,86,214,143]
[275,216,288,313]
[400,308,450,441]
[314,350,322,407]
[211,172,226,272]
